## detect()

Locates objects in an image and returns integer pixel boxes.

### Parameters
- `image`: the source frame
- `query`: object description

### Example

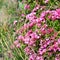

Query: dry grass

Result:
[0,6,8,23]
[0,0,17,23]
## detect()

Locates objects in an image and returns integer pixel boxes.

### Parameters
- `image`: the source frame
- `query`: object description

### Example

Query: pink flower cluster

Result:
[48,9,60,20]
[55,54,60,60]
[17,30,39,46]
[12,5,60,60]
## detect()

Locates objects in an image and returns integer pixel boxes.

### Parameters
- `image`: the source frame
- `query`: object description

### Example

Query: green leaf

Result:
[18,2,25,9]
[18,0,22,2]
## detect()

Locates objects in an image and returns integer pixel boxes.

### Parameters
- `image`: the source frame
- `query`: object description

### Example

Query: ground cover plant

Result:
[0,0,60,60]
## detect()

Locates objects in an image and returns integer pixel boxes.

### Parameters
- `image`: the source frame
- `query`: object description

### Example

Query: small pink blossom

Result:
[44,0,49,3]
[58,38,60,44]
[24,4,30,10]
[17,35,24,41]
[32,5,40,12]
[10,44,15,49]
[55,54,60,60]
[21,14,25,17]
[29,54,36,60]
[16,43,20,48]
[56,9,60,17]
[29,22,36,28]
[36,56,44,60]
[24,47,33,55]
[38,48,46,55]
[14,40,19,46]
[13,20,17,25]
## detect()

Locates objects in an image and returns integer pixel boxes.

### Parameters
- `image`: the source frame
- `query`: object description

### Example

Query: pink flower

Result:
[29,22,36,28]
[36,18,42,23]
[29,54,36,60]
[57,47,60,51]
[25,30,33,37]
[17,35,24,41]
[14,40,19,46]
[19,23,29,33]
[24,37,30,44]
[55,58,59,60]
[38,48,46,55]
[13,20,17,25]
[26,12,36,21]
[44,0,49,3]
[48,42,58,52]
[29,38,36,46]
[47,28,54,33]
[49,10,60,20]
[24,47,33,55]
[46,10,50,14]
[51,16,57,20]
[56,9,60,17]
[24,31,39,46]
[16,43,20,48]
[36,23,41,28]
[21,14,25,17]
[10,44,15,49]
[40,17,45,22]
[40,11,46,18]
[24,24,29,30]
[32,5,40,12]
[58,38,60,44]
[30,32,39,39]
[43,24,48,28]
[24,4,30,10]
[55,54,60,60]
[13,40,20,48]
[36,56,44,60]
[41,30,47,35]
